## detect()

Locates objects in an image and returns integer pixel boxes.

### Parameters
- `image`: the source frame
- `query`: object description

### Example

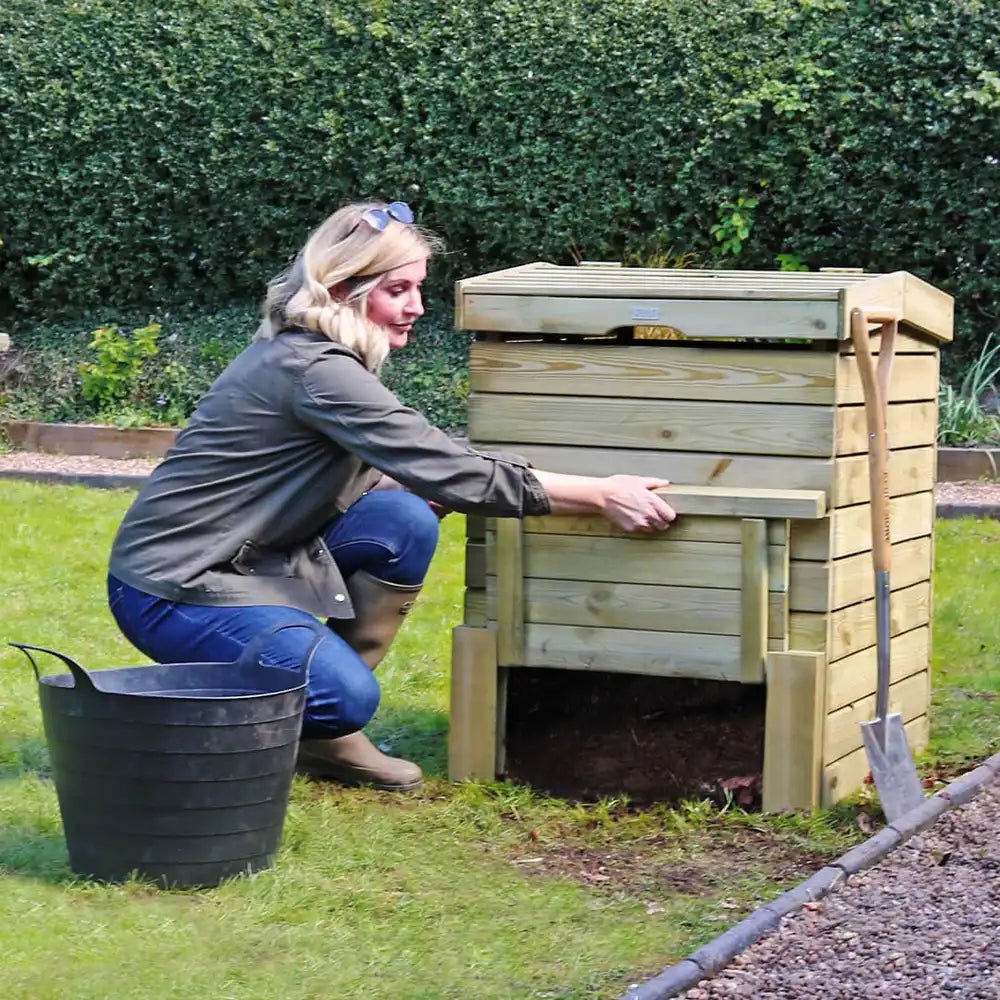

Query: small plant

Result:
[775,252,809,272]
[710,195,759,258]
[938,333,1000,446]
[78,322,161,416]
[621,242,698,270]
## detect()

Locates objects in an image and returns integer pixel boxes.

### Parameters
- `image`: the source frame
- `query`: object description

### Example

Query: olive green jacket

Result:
[109,328,549,617]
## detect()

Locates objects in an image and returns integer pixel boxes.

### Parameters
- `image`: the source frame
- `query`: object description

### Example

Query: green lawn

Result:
[928,517,1000,767]
[0,481,995,999]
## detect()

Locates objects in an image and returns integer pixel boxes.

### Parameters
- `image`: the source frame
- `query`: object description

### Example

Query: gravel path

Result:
[0,452,159,477]
[681,779,1000,999]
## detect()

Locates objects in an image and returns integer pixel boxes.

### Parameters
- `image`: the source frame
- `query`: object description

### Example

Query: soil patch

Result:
[509,827,829,900]
[504,669,765,805]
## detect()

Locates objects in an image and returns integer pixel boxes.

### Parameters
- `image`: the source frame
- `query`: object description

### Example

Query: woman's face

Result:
[366,258,427,350]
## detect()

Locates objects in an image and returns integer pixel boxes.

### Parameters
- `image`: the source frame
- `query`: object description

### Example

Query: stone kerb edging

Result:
[0,470,151,490]
[621,751,1000,1000]
[936,502,1000,520]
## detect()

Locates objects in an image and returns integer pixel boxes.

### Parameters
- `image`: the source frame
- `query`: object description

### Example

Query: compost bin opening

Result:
[504,669,765,807]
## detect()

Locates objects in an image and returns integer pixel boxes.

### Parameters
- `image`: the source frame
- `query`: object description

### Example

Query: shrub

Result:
[79,322,161,417]
[0,0,997,374]
[0,304,468,430]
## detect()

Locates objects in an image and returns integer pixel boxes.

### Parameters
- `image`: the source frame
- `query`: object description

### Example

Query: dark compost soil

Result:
[504,668,766,806]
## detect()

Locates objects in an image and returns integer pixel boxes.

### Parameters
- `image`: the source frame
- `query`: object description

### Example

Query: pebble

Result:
[682,781,1000,999]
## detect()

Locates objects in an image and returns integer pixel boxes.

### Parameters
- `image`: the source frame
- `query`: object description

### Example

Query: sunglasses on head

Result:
[356,201,415,233]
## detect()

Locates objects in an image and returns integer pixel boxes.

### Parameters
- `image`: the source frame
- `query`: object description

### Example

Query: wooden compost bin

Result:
[449,264,953,810]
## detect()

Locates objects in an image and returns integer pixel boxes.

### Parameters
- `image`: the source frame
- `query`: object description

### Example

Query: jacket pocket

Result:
[231,540,293,577]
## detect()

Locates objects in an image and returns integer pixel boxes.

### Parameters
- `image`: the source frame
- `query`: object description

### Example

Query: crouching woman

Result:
[107,201,676,792]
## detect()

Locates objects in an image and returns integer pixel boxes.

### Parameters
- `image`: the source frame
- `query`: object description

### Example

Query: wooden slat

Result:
[776,529,792,647]
[473,442,932,510]
[495,666,510,775]
[824,671,929,763]
[483,577,788,638]
[470,342,839,404]
[464,588,486,627]
[461,264,883,299]
[836,353,939,405]
[470,394,835,457]
[448,626,498,781]
[789,612,827,652]
[787,537,931,616]
[518,624,745,681]
[828,536,932,611]
[494,519,525,666]
[902,273,955,343]
[762,652,826,812]
[835,401,938,455]
[482,444,837,497]
[461,294,841,340]
[455,264,553,328]
[827,581,931,662]
[826,625,930,713]
[837,316,939,355]
[476,273,870,293]
[840,272,953,345]
[487,533,789,591]
[470,342,937,407]
[791,491,934,561]
[822,714,929,806]
[657,485,825,520]
[466,514,487,543]
[741,519,769,682]
[521,512,787,545]
[465,541,486,588]
[832,447,935,506]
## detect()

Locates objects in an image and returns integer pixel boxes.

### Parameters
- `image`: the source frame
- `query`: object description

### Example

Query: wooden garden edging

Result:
[937,446,1000,482]
[1,420,177,459]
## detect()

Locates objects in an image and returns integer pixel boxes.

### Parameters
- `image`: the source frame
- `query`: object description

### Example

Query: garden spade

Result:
[851,307,925,824]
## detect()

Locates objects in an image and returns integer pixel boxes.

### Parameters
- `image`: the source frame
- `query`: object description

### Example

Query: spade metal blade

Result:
[860,713,925,823]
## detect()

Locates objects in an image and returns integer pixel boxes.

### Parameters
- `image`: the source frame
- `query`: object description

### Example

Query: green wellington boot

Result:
[297,571,424,791]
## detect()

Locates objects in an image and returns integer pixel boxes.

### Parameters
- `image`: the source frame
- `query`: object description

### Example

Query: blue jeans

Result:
[107,491,439,739]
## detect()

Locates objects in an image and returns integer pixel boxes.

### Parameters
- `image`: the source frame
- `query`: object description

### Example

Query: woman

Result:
[107,200,676,792]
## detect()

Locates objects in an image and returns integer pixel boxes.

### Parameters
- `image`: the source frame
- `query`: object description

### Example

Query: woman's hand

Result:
[598,475,676,533]
[532,470,676,533]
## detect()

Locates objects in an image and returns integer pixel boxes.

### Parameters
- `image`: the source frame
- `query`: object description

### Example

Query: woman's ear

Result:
[328,279,351,301]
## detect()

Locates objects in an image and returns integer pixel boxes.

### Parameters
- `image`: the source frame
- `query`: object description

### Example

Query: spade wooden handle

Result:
[850,308,900,573]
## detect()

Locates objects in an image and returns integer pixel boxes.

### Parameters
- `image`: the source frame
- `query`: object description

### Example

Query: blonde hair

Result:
[256,201,442,371]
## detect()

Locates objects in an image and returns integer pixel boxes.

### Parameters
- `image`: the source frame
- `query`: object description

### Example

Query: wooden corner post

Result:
[762,651,827,812]
[449,625,499,781]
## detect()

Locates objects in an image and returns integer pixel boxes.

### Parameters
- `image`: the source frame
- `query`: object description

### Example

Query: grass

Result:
[928,517,1000,768]
[0,481,995,998]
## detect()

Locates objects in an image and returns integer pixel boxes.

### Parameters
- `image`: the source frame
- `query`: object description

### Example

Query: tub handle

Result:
[9,642,99,693]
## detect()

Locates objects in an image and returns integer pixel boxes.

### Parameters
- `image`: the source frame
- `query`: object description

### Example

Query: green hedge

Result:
[1,0,998,372]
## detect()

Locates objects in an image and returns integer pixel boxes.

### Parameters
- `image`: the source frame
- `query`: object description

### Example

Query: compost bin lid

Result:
[455,263,953,343]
